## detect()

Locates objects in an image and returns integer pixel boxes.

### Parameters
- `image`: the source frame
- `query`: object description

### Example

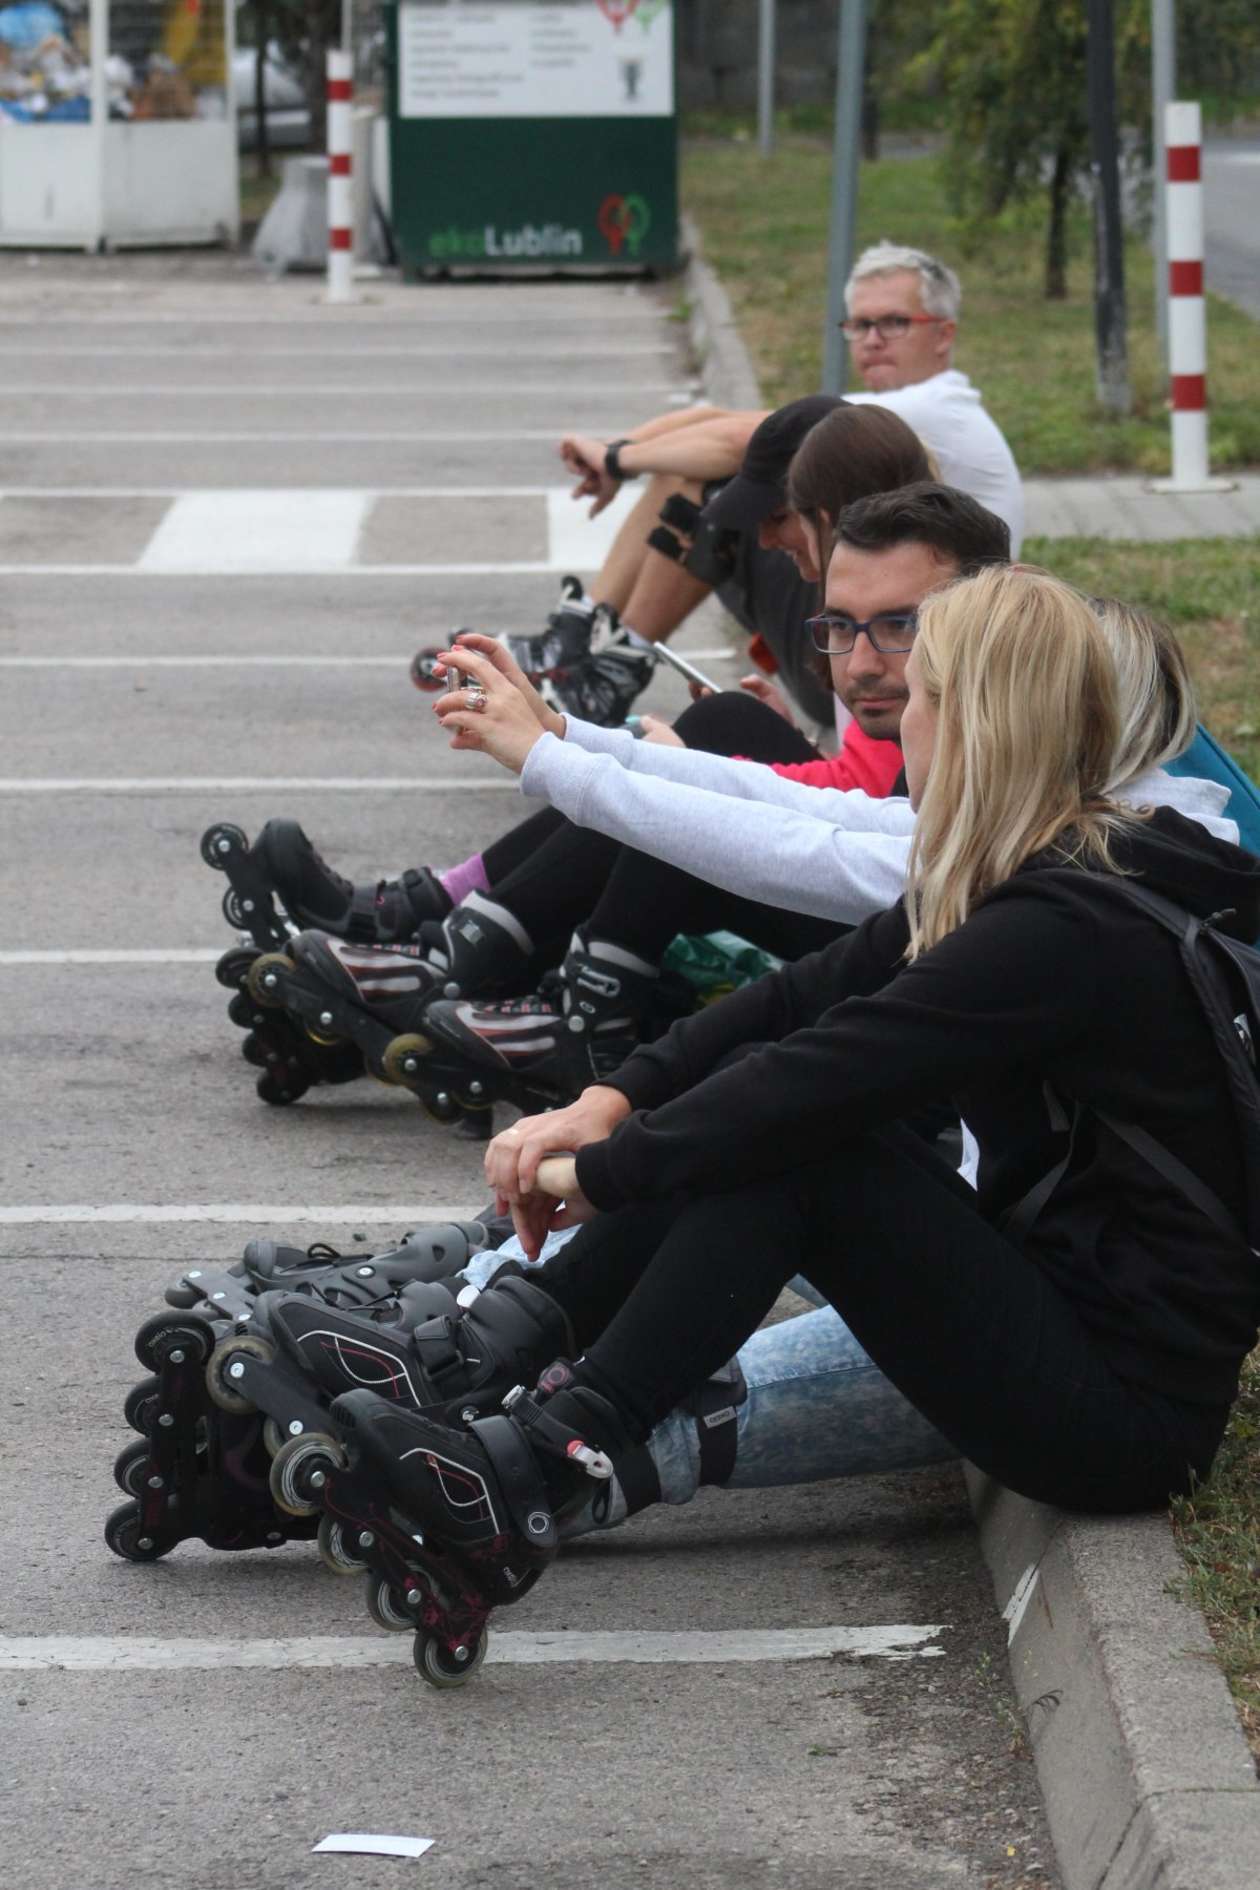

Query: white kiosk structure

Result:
[0,0,238,247]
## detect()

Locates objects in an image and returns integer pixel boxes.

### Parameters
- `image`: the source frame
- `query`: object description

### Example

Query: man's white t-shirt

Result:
[845,368,1024,556]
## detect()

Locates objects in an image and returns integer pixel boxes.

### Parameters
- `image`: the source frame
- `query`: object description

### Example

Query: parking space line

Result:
[0,1627,947,1670]
[0,777,518,793]
[0,648,738,670]
[0,950,222,964]
[0,384,691,398]
[0,1205,479,1224]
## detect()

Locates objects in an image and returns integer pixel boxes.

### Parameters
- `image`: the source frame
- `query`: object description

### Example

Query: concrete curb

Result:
[680,221,1260,1887]
[965,1466,1260,1890]
[680,213,763,411]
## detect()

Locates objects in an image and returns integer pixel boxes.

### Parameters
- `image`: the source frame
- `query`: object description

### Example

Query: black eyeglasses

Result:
[840,315,944,341]
[806,610,919,655]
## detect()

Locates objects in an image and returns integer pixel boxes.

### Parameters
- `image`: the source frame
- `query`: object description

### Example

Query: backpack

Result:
[1007,876,1260,1256]
[1167,725,1260,859]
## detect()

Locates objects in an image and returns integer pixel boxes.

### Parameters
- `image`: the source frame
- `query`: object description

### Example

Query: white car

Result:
[232,47,310,149]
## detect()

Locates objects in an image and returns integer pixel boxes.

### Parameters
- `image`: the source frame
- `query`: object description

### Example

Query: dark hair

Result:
[786,405,933,587]
[807,482,1011,691]
[834,481,1011,574]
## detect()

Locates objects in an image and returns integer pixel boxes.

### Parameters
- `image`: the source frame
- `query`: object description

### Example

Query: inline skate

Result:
[107,1265,572,1572]
[316,1366,633,1687]
[202,816,449,952]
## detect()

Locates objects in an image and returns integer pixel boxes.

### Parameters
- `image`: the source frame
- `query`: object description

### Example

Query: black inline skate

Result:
[108,1265,573,1573]
[417,928,685,1106]
[237,897,546,1125]
[409,579,655,727]
[316,1365,633,1687]
[202,816,450,953]
[105,1309,320,1563]
[215,940,367,1106]
[163,1216,498,1326]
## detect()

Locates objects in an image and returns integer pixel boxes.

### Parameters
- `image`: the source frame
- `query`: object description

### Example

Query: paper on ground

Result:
[313,1833,435,1859]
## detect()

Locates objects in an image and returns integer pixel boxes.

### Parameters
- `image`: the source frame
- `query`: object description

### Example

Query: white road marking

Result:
[0,647,738,670]
[0,950,222,964]
[1002,1562,1042,1645]
[0,1204,480,1224]
[139,490,370,574]
[0,342,674,355]
[0,383,689,398]
[546,481,644,572]
[0,1627,947,1670]
[1,485,560,497]
[0,429,587,443]
[0,777,517,793]
[0,563,558,577]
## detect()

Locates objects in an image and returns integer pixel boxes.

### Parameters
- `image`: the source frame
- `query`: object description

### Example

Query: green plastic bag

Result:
[662,930,784,1007]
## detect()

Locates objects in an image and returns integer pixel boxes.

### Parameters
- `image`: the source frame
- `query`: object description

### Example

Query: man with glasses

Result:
[487,244,1021,729]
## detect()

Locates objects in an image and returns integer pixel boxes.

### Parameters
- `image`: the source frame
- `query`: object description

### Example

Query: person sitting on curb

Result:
[506,241,1022,725]
[321,565,1260,1658]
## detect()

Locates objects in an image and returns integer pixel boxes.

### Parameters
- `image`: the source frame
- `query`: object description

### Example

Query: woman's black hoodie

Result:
[576,807,1260,1407]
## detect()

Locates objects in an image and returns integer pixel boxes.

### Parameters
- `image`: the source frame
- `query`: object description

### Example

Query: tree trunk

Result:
[1044,142,1072,299]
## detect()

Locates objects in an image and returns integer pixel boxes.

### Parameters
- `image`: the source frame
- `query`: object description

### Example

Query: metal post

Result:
[1150,101,1233,493]
[821,0,868,393]
[757,0,776,157]
[326,49,357,304]
[89,0,109,250]
[1085,0,1131,415]
[1151,0,1176,360]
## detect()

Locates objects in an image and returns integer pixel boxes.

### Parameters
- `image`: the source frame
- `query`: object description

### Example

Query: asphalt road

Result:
[0,251,1057,1890]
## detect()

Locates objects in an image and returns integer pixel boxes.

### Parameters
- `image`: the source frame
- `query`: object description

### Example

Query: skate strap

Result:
[688,1358,748,1489]
[345,883,388,944]
[409,1315,464,1388]
[470,1412,559,1552]
[502,1384,615,1481]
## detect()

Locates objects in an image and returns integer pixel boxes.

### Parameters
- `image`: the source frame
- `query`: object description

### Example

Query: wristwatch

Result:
[604,438,635,482]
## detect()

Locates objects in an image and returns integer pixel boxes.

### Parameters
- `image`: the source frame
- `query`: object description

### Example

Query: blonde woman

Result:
[321,568,1260,1674]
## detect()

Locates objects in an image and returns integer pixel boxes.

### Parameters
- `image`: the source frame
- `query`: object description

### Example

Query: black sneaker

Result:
[255,819,449,945]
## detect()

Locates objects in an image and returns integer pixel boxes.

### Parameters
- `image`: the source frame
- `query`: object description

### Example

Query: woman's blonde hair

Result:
[906,566,1139,958]
[1095,597,1197,791]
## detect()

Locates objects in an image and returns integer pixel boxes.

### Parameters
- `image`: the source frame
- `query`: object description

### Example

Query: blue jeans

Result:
[459,1228,955,1537]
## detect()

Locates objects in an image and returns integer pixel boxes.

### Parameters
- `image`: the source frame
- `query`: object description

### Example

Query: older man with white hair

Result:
[482,242,1023,725]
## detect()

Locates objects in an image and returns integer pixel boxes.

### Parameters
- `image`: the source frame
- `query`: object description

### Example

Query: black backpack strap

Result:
[1093,1107,1252,1252]
[1001,1084,1076,1245]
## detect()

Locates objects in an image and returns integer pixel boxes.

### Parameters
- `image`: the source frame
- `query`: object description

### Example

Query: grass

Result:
[1022,536,1260,777]
[680,137,1260,476]
[1170,1351,1260,1773]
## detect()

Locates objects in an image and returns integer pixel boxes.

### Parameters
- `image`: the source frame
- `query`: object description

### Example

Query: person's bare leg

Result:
[590,473,690,615]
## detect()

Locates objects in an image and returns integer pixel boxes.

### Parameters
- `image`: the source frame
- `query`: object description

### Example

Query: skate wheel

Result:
[221,887,257,933]
[215,945,258,992]
[204,1332,275,1414]
[134,1312,215,1374]
[381,1032,434,1087]
[318,1513,367,1576]
[414,1629,488,1688]
[409,647,447,692]
[123,1374,163,1435]
[256,1068,309,1106]
[262,1416,286,1457]
[112,1437,153,1498]
[246,950,294,1009]
[269,1430,346,1518]
[304,1024,344,1049]
[420,1091,464,1126]
[365,1574,417,1633]
[227,990,261,1031]
[200,822,248,871]
[104,1499,177,1563]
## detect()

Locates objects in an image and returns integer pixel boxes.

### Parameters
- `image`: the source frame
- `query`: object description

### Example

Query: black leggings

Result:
[479,692,838,965]
[538,1125,1227,1514]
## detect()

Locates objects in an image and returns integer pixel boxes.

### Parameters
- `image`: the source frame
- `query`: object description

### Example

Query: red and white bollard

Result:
[1152,100,1230,492]
[326,49,356,306]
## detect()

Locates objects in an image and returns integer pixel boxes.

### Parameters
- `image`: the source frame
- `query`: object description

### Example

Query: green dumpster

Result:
[385,0,679,277]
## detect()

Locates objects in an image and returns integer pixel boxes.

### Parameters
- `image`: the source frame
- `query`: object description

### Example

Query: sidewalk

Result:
[682,228,1260,1890]
[1026,473,1260,542]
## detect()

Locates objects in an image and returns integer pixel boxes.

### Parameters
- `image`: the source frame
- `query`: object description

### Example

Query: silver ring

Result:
[465,684,488,713]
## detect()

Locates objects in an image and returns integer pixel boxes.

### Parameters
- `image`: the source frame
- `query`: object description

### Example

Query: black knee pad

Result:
[686,1357,748,1487]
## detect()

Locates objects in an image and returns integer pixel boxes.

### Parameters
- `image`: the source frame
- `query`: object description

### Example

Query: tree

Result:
[894,0,1260,299]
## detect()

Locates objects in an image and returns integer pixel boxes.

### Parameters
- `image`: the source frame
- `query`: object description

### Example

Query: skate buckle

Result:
[567,1439,614,1480]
